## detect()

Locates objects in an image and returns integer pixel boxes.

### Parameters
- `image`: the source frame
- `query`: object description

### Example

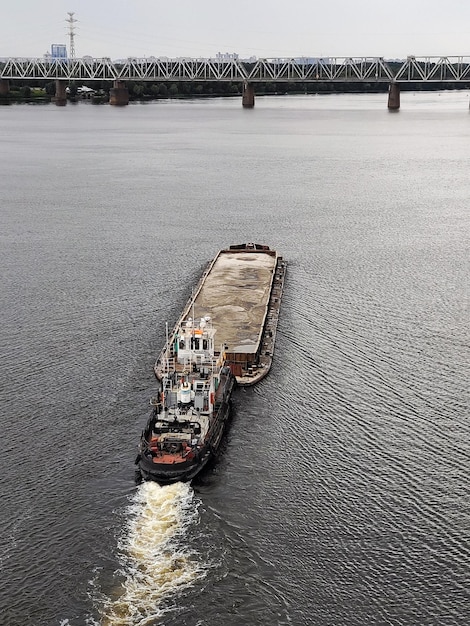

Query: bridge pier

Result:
[0,79,10,96]
[53,80,67,106]
[242,82,255,108]
[388,83,400,110]
[109,80,129,106]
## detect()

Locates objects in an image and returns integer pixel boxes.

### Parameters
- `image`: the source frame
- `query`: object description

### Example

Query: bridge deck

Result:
[3,56,470,83]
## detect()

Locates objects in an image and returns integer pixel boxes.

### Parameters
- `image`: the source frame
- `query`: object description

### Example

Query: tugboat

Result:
[136,315,236,484]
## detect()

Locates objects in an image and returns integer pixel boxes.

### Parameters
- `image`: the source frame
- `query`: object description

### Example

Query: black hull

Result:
[137,397,232,485]
[138,448,212,485]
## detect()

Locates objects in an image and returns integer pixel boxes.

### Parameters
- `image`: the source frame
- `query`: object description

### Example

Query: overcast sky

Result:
[3,0,470,60]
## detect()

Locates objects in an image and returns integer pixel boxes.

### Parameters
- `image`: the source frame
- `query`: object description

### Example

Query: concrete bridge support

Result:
[0,79,10,96]
[109,80,129,106]
[242,82,255,108]
[388,83,400,110]
[53,80,67,106]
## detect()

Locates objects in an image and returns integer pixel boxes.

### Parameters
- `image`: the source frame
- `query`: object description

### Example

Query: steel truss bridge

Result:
[2,55,470,83]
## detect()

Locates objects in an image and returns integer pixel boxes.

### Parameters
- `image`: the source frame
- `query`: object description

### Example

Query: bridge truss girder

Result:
[2,56,470,84]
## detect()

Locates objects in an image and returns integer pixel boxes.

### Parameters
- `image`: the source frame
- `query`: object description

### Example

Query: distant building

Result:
[50,44,67,60]
[215,52,239,62]
[281,57,332,65]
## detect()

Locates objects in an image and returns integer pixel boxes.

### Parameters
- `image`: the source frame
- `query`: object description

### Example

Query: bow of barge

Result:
[156,243,286,386]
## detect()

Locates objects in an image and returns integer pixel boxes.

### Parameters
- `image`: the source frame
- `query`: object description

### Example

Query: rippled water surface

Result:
[1,93,469,625]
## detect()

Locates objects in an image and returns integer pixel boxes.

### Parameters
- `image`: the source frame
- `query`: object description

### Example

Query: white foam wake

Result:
[100,481,204,625]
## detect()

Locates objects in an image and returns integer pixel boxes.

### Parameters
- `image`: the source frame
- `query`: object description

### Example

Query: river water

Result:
[0,92,469,626]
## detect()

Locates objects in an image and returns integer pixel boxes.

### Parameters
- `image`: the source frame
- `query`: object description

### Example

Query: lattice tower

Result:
[66,12,77,59]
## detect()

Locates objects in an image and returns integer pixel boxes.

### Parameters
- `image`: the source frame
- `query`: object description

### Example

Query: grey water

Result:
[0,92,469,626]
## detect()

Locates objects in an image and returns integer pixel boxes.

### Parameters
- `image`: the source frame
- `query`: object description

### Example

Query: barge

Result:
[136,243,286,484]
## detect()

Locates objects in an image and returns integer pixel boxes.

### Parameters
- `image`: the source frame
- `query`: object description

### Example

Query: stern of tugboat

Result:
[137,444,211,484]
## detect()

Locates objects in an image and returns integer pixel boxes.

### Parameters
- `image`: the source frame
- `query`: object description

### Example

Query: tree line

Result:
[1,80,468,103]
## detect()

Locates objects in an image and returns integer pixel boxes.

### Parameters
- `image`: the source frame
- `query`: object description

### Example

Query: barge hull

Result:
[155,244,286,385]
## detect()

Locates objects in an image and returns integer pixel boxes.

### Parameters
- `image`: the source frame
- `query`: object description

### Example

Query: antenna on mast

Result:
[165,321,169,373]
[66,12,78,59]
